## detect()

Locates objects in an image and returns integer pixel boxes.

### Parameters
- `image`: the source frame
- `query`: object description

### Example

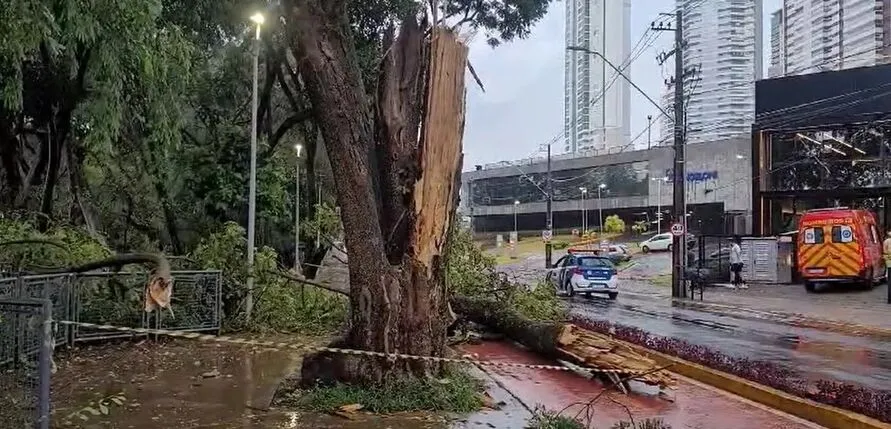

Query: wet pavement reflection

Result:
[569,294,891,389]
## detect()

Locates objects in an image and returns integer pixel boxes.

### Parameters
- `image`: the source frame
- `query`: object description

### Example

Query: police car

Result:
[549,250,619,300]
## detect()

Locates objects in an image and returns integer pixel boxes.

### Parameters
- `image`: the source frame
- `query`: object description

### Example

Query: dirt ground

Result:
[51,335,319,428]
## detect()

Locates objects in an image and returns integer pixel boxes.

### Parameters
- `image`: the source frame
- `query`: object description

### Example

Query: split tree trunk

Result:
[451,296,676,388]
[285,1,468,384]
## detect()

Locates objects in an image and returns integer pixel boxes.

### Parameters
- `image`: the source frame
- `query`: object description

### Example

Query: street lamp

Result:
[294,144,304,274]
[513,200,520,242]
[652,177,668,234]
[245,11,264,323]
[598,184,607,233]
[579,187,588,233]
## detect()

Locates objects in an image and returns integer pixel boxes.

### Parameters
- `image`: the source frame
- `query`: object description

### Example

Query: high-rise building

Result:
[768,9,785,77]
[660,0,763,145]
[564,0,632,154]
[771,0,891,77]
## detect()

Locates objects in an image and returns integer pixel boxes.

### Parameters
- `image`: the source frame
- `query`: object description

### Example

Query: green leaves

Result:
[441,0,554,47]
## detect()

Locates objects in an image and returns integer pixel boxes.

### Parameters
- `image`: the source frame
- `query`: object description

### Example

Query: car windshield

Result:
[578,257,613,268]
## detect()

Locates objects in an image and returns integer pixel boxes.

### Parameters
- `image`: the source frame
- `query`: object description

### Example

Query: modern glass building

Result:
[564,0,632,154]
[661,0,763,144]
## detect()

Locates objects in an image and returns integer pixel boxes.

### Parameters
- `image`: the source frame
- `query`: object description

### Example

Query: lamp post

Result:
[513,200,520,241]
[579,187,587,233]
[245,11,264,323]
[598,184,607,233]
[294,144,303,273]
[652,177,668,234]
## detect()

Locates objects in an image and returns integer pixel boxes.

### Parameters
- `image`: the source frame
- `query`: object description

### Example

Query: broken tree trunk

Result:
[287,0,468,385]
[451,296,675,388]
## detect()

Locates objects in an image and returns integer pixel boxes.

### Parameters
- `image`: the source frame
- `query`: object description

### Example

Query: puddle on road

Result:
[51,337,450,428]
[51,336,316,428]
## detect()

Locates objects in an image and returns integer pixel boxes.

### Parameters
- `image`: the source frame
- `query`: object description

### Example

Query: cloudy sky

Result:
[461,0,781,169]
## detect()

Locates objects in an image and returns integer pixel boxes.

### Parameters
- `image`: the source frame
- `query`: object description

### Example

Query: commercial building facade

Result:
[752,63,891,236]
[461,138,752,236]
[564,0,632,154]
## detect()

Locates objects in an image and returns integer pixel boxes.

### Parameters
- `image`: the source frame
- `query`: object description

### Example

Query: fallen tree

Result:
[451,296,675,388]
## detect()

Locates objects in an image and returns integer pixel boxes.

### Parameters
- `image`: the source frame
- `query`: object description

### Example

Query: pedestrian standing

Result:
[883,231,891,266]
[730,236,746,289]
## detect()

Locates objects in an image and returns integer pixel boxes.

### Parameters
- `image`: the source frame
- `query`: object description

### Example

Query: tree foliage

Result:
[0,0,557,340]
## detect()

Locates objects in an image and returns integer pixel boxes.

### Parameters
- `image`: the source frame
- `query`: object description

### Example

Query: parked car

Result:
[639,233,696,253]
[548,252,619,300]
[689,248,731,284]
[605,244,632,264]
[640,233,672,253]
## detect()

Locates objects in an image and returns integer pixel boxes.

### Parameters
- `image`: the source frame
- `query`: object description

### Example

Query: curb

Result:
[617,339,891,429]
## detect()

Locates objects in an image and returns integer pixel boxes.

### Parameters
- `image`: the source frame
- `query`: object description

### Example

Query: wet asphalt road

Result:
[499,251,891,390]
[568,294,891,390]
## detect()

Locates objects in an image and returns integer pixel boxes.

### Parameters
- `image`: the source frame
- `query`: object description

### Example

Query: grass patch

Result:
[650,274,672,288]
[285,370,484,414]
[527,408,585,429]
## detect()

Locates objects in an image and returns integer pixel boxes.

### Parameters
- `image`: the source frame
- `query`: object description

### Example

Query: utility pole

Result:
[647,115,653,149]
[545,142,553,268]
[653,11,686,298]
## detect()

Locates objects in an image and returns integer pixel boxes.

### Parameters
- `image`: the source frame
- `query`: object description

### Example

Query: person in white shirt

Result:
[729,236,746,289]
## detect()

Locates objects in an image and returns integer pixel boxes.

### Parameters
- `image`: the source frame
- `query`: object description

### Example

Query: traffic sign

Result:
[670,222,685,236]
[542,229,553,242]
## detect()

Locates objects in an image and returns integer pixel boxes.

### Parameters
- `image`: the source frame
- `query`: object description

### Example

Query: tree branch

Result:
[276,62,304,112]
[263,110,313,157]
[266,269,349,296]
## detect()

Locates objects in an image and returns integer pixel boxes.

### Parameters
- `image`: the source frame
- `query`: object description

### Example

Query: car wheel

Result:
[667,244,673,252]
[608,292,618,300]
[641,246,650,253]
[862,268,875,290]
[584,293,592,299]
[804,282,816,293]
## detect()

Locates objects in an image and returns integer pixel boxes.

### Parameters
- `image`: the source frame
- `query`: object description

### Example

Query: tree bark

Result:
[450,296,676,388]
[285,0,467,385]
[0,109,23,206]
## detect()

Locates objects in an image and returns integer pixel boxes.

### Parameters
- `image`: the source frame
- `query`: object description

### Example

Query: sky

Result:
[461,0,781,170]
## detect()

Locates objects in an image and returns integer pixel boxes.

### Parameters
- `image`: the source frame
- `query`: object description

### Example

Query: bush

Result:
[0,218,111,271]
[191,222,346,333]
[571,315,891,423]
[552,240,570,250]
[604,215,626,234]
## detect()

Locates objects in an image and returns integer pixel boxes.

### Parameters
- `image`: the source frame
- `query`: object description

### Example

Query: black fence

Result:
[0,298,52,429]
[0,271,222,428]
[692,235,735,286]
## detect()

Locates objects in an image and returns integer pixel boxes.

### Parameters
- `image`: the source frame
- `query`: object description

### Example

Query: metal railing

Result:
[0,270,221,428]
[0,298,52,429]
[0,271,222,343]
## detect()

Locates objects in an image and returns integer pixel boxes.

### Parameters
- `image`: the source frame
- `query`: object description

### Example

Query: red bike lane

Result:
[459,341,823,429]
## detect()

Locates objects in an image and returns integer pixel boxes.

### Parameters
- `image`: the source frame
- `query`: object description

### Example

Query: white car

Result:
[640,233,673,253]
[549,253,619,300]
[639,233,697,253]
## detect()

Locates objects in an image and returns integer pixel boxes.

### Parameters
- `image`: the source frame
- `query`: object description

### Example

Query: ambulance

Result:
[797,207,884,292]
